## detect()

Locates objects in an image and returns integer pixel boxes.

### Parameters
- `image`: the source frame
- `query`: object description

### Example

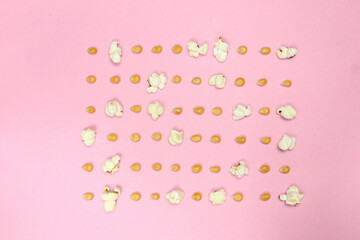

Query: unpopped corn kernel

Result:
[82,192,94,200]
[193,107,204,115]
[210,166,221,173]
[190,135,202,142]
[192,77,201,85]
[86,76,96,84]
[232,193,243,201]
[130,133,141,142]
[259,47,271,55]
[86,106,96,114]
[87,47,97,55]
[107,134,118,141]
[210,135,221,143]
[130,74,141,84]
[82,163,94,172]
[235,78,245,86]
[172,45,182,54]
[170,164,180,172]
[130,192,141,201]
[152,45,162,53]
[237,46,247,55]
[152,163,162,171]
[131,45,142,54]
[235,136,247,144]
[257,78,267,86]
[172,75,182,83]
[279,166,290,174]
[151,132,162,141]
[110,75,120,84]
[192,192,202,201]
[259,165,270,173]
[191,164,202,173]
[130,105,141,113]
[260,137,271,144]
[130,163,141,171]
[258,107,270,115]
[211,107,222,116]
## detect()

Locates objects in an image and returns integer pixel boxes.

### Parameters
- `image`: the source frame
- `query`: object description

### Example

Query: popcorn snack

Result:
[81,128,96,146]
[277,46,297,59]
[230,161,249,179]
[278,134,296,151]
[209,74,226,89]
[166,189,184,204]
[187,40,208,57]
[146,72,167,93]
[209,189,226,205]
[279,185,304,206]
[109,41,122,63]
[168,129,184,146]
[233,104,252,120]
[101,187,121,212]
[276,105,297,120]
[213,37,229,62]
[147,101,164,120]
[103,154,120,174]
[105,100,123,118]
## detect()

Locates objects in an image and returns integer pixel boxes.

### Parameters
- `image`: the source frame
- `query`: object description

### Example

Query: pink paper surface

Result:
[1,0,360,239]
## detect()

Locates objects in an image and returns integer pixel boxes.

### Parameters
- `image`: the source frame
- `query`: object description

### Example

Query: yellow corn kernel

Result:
[211,107,222,116]
[257,78,267,86]
[281,80,292,87]
[172,45,182,54]
[192,192,202,201]
[152,163,162,171]
[258,107,270,115]
[130,163,141,172]
[210,135,221,143]
[131,45,142,54]
[210,166,221,173]
[172,75,182,84]
[260,193,271,201]
[152,45,162,53]
[170,164,180,172]
[192,77,201,85]
[259,47,271,55]
[107,134,118,141]
[109,75,120,84]
[193,107,204,115]
[190,135,202,142]
[130,133,141,142]
[260,137,271,144]
[237,46,247,55]
[232,193,243,201]
[279,166,290,174]
[150,193,160,200]
[191,164,202,173]
[259,165,270,173]
[130,192,141,201]
[87,47,97,55]
[172,107,182,115]
[130,105,141,113]
[151,132,162,141]
[82,192,94,200]
[86,76,96,84]
[86,106,96,114]
[130,74,141,84]
[82,163,94,172]
[235,77,245,86]
[235,136,247,144]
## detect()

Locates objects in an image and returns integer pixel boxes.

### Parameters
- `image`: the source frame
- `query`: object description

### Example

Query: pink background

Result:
[1,0,360,239]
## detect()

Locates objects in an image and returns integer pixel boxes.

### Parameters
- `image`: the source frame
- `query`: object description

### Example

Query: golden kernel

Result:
[150,193,160,200]
[130,192,141,201]
[130,74,141,84]
[109,75,120,84]
[172,107,182,115]
[130,105,141,113]
[172,45,182,54]
[259,165,270,173]
[86,76,96,84]
[235,77,245,86]
[152,163,162,171]
[258,107,270,115]
[130,163,141,171]
[86,106,96,114]
[170,164,180,172]
[237,46,247,55]
[210,166,221,173]
[172,75,182,84]
[152,45,162,53]
[192,77,201,85]
[260,193,271,201]
[107,134,118,141]
[193,107,204,115]
[210,135,221,143]
[131,45,142,54]
[87,47,97,55]
[281,80,292,87]
[130,133,141,142]
[259,47,271,55]
[192,192,202,201]
[211,107,222,116]
[257,78,267,86]
[260,137,271,144]
[190,135,202,142]
[235,136,247,144]
[191,164,202,173]
[279,166,290,174]
[82,163,94,172]
[82,192,94,200]
[151,132,162,141]
[232,193,243,201]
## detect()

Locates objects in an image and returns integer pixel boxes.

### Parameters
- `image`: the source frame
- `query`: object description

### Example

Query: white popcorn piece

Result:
[187,40,209,58]
[105,100,123,117]
[278,134,296,151]
[109,41,122,63]
[147,101,164,120]
[103,154,121,174]
[213,37,229,62]
[81,128,96,146]
[277,46,297,59]
[208,74,226,89]
[276,105,297,120]
[146,72,167,93]
[101,186,121,212]
[168,129,183,146]
[229,161,249,179]
[209,189,226,205]
[279,185,304,206]
[233,104,252,120]
[166,189,184,204]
